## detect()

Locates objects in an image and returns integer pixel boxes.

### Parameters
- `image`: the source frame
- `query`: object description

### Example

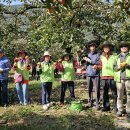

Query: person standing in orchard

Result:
[0,48,11,107]
[31,59,37,78]
[36,58,42,80]
[40,51,55,110]
[114,41,130,120]
[57,53,78,106]
[13,50,31,105]
[83,40,100,110]
[98,41,117,113]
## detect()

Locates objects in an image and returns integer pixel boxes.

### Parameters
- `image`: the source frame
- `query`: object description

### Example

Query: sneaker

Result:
[95,106,100,111]
[24,103,27,106]
[113,108,118,114]
[122,110,127,115]
[50,102,53,107]
[60,102,64,107]
[3,104,8,107]
[102,107,110,112]
[43,104,48,110]
[46,103,50,107]
[47,102,53,107]
[116,111,122,117]
[88,102,92,107]
[20,102,23,105]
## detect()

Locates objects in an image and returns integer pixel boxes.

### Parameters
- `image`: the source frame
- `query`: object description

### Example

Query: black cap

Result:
[119,41,130,48]
[100,41,114,50]
[87,40,98,48]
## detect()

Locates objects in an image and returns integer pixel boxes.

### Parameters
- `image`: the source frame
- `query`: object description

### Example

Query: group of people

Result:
[0,40,130,121]
[13,50,77,110]
[84,40,130,121]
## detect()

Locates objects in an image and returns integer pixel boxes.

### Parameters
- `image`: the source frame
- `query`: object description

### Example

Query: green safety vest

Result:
[100,54,116,77]
[40,62,54,82]
[16,61,29,80]
[61,61,75,81]
[114,54,130,82]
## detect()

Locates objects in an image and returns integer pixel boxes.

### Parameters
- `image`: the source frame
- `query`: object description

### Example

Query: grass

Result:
[0,79,127,130]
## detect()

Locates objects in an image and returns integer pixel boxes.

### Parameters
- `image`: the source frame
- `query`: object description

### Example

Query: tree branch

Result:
[69,0,87,27]
[1,4,41,15]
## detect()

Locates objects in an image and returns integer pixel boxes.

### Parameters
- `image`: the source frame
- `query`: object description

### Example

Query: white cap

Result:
[43,51,51,57]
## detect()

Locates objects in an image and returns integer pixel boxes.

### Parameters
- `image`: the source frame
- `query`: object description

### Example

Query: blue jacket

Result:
[86,52,100,76]
[0,56,11,80]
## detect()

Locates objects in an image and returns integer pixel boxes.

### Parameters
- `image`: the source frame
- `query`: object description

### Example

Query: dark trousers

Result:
[60,81,75,103]
[42,82,52,104]
[32,67,36,77]
[0,79,8,105]
[87,76,100,107]
[102,79,117,110]
[36,71,40,80]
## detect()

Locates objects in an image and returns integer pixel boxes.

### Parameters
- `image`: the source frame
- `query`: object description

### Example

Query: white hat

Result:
[43,51,51,57]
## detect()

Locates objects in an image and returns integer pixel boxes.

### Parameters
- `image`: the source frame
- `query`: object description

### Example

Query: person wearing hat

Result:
[113,41,130,119]
[36,58,42,80]
[56,53,78,106]
[0,48,11,107]
[98,41,117,113]
[13,50,31,105]
[31,59,37,78]
[83,40,100,110]
[40,51,55,110]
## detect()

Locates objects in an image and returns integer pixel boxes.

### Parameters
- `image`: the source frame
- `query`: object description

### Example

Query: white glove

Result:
[83,57,91,63]
[14,63,17,66]
[0,68,3,72]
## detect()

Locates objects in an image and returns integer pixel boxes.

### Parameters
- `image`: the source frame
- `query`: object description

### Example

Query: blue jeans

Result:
[42,82,52,104]
[0,79,8,105]
[16,83,28,105]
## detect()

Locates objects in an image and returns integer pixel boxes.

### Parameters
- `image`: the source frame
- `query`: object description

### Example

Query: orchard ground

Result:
[0,75,130,130]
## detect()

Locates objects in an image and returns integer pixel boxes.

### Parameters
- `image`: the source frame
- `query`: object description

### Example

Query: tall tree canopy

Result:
[0,0,130,60]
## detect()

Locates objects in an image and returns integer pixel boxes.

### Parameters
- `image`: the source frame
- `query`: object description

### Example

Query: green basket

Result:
[70,101,83,111]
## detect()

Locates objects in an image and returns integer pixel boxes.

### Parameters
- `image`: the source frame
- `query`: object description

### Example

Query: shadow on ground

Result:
[1,79,129,130]
[0,110,116,130]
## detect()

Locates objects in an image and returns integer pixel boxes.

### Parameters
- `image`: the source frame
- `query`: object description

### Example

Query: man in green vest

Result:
[114,41,130,120]
[99,41,117,113]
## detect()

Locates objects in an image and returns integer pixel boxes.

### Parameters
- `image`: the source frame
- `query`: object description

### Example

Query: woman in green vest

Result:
[99,41,117,113]
[40,51,55,110]
[57,53,77,106]
[13,50,31,105]
[114,41,130,120]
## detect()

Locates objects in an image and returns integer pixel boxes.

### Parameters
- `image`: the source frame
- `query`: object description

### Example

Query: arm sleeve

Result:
[90,53,100,65]
[56,62,64,72]
[113,59,119,72]
[3,60,11,72]
[97,59,102,70]
[73,60,79,69]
